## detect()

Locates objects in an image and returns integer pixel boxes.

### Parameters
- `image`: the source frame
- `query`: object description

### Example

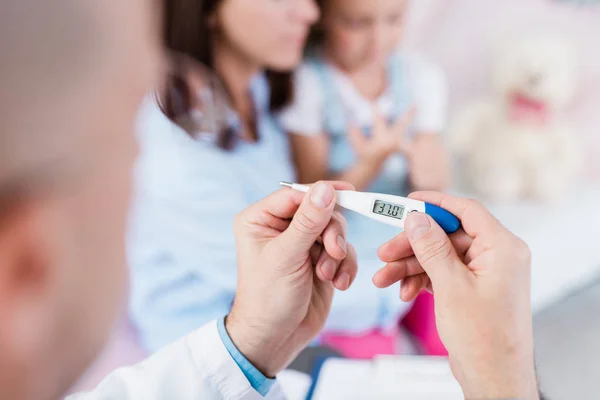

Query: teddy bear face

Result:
[492,36,577,111]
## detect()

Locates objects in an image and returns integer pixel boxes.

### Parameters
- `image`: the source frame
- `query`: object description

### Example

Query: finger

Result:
[404,212,469,284]
[347,124,367,153]
[394,107,417,154]
[245,181,355,224]
[315,249,342,282]
[400,274,424,302]
[237,181,354,243]
[300,181,356,191]
[399,138,415,157]
[407,192,501,237]
[372,108,387,137]
[333,244,358,291]
[372,256,423,288]
[378,229,474,263]
[400,273,429,302]
[321,211,348,261]
[375,230,474,288]
[310,242,323,265]
[393,106,417,133]
[377,232,412,261]
[236,188,305,236]
[276,182,337,255]
[426,280,433,294]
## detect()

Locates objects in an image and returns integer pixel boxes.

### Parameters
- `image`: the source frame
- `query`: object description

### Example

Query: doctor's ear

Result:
[0,196,56,321]
[0,194,65,371]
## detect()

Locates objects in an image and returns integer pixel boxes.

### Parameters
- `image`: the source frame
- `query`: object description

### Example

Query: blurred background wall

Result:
[403,0,600,176]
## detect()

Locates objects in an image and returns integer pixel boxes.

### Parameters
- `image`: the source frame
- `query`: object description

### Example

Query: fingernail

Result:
[321,260,336,281]
[406,213,431,241]
[337,235,347,255]
[310,183,334,209]
[335,272,350,290]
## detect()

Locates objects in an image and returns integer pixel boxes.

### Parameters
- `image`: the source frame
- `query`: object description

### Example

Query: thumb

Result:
[279,182,336,252]
[405,212,466,283]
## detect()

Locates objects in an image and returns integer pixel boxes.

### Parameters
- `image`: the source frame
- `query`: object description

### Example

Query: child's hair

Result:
[159,0,294,149]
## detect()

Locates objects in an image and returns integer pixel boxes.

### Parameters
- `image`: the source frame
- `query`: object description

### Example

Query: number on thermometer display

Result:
[372,200,405,220]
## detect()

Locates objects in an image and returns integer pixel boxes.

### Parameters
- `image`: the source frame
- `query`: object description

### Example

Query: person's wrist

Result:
[455,350,539,400]
[225,311,290,378]
[460,376,539,400]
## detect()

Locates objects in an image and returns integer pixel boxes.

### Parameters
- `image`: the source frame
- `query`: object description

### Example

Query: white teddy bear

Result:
[450,35,582,202]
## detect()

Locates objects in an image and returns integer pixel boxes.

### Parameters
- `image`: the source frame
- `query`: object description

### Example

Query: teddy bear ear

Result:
[490,33,521,62]
[489,35,522,78]
[554,37,578,66]
[489,36,518,94]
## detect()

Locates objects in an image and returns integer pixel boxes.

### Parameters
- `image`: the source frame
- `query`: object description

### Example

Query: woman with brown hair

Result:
[128,0,321,352]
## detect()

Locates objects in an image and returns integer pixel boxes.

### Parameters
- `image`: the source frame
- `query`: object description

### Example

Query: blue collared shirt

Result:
[217,317,276,396]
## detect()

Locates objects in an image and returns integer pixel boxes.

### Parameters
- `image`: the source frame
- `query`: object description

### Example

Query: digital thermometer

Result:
[279,182,461,234]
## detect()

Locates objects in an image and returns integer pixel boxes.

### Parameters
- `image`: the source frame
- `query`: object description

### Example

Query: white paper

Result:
[278,370,312,400]
[313,356,463,400]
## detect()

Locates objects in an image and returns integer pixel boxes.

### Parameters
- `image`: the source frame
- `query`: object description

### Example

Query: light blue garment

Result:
[128,74,296,351]
[309,53,415,331]
[217,318,275,396]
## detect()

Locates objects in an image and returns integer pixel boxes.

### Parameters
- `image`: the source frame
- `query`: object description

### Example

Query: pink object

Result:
[401,292,448,356]
[321,292,446,359]
[509,92,550,125]
[320,329,397,359]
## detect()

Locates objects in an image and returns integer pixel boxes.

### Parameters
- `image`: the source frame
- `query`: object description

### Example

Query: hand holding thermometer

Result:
[280,182,461,234]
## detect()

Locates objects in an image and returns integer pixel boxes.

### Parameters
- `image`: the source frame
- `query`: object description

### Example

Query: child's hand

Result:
[348,108,416,165]
[405,134,451,191]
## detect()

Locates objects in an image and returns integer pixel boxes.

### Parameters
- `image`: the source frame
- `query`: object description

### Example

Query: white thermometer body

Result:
[280,182,461,234]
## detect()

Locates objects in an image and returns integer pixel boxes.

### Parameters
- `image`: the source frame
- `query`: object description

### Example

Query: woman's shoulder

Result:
[135,95,193,147]
[136,95,230,154]
[134,95,238,195]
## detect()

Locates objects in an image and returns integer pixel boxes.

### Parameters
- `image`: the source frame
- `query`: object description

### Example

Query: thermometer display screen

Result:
[372,200,405,220]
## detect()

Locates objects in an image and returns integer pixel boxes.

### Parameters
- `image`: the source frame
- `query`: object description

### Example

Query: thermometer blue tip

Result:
[424,203,461,234]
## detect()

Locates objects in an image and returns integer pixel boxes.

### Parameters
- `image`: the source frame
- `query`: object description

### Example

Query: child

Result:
[279,0,450,358]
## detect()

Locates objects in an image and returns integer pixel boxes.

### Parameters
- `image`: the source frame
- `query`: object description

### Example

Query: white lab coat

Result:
[68,321,286,400]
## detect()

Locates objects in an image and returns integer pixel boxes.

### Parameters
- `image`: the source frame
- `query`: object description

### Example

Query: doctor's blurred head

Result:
[0,0,159,398]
